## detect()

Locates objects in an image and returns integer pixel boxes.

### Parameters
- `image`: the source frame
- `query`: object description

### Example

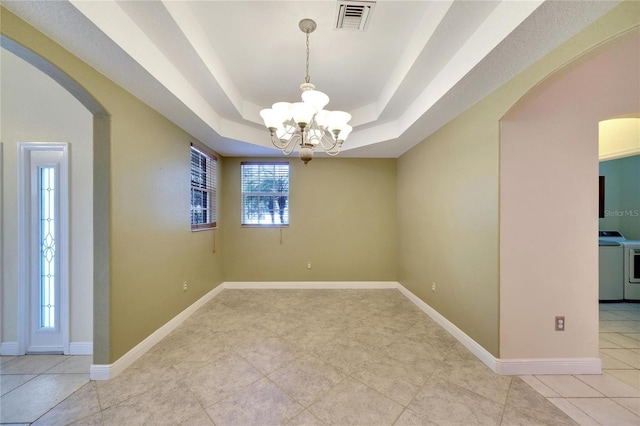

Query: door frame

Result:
[17,142,70,355]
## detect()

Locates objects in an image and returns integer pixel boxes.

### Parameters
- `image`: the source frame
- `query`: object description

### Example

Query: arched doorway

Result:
[1,35,110,363]
[499,28,639,371]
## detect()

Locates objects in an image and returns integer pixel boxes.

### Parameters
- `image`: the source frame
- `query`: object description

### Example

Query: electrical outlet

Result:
[432,282,436,292]
[307,262,312,270]
[555,316,565,331]
[183,281,188,292]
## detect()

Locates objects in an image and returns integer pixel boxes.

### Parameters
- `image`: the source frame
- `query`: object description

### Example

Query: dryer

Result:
[599,240,623,301]
[599,231,640,301]
[622,241,640,301]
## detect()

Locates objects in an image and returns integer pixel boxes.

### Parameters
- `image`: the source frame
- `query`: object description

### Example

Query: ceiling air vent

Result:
[335,1,376,31]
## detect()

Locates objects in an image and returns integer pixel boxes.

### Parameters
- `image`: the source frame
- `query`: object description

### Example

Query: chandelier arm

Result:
[268,130,287,150]
[269,130,300,154]
[324,140,343,155]
[282,136,299,155]
[315,132,339,152]
[283,134,302,155]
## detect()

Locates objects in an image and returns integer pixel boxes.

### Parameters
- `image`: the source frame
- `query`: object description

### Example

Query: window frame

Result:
[190,143,217,231]
[240,162,290,227]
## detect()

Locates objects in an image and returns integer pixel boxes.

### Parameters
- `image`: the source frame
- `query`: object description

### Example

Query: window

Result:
[190,144,217,230]
[241,162,289,225]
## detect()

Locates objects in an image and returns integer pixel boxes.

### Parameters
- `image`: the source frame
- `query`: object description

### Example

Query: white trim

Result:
[395,282,498,372]
[223,281,398,289]
[0,144,3,353]
[396,282,601,376]
[18,143,71,355]
[69,342,93,355]
[25,345,64,354]
[0,342,19,356]
[599,147,640,162]
[89,281,602,379]
[496,357,602,375]
[90,284,224,380]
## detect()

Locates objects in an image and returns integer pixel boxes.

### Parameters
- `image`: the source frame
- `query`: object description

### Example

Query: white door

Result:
[19,143,69,354]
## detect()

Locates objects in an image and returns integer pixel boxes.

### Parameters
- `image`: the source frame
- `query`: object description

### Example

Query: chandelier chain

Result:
[305,31,310,84]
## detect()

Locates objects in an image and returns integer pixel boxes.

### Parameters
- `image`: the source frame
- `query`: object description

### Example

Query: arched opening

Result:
[499,28,639,370]
[1,35,110,364]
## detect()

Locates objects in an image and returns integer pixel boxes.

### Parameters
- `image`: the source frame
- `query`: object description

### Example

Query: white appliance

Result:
[599,231,640,301]
[599,240,623,301]
[623,241,640,301]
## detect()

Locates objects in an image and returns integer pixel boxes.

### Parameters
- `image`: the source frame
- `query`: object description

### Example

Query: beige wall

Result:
[1,48,94,346]
[1,8,224,362]
[397,99,500,355]
[2,1,638,368]
[398,3,640,359]
[222,158,397,282]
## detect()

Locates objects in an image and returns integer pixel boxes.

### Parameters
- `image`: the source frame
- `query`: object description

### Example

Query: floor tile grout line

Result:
[389,406,409,426]
[94,368,179,413]
[563,396,629,426]
[178,373,219,425]
[496,376,515,426]
[0,374,40,399]
[573,370,640,398]
[5,297,638,425]
[389,368,440,425]
[29,380,96,426]
[550,397,605,426]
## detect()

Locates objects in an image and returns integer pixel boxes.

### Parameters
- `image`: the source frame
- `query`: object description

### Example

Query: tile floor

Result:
[0,290,639,425]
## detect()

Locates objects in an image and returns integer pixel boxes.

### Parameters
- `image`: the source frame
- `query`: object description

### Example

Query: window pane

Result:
[40,166,56,329]
[241,163,289,225]
[190,146,217,228]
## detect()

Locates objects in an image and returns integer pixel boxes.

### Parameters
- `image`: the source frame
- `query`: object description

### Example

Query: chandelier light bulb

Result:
[328,111,351,132]
[272,102,293,122]
[338,125,353,141]
[259,108,281,129]
[301,89,330,114]
[292,102,314,126]
[315,110,331,129]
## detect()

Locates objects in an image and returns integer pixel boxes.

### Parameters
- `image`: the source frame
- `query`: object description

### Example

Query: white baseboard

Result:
[0,341,19,356]
[396,282,601,376]
[90,284,224,380]
[88,281,602,380]
[395,283,498,372]
[1,341,91,356]
[69,342,93,355]
[224,281,398,289]
[496,357,602,375]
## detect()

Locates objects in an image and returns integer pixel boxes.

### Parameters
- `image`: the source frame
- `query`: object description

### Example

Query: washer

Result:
[599,233,624,302]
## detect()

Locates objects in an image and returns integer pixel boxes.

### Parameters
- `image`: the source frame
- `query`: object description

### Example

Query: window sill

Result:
[241,224,289,228]
[191,227,217,232]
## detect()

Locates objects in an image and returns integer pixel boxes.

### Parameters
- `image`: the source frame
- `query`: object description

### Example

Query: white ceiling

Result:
[2,0,619,158]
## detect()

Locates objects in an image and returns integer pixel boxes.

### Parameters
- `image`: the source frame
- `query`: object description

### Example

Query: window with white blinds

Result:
[190,144,217,230]
[241,162,289,226]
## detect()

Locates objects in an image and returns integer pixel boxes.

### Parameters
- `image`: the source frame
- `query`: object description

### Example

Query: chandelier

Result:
[260,18,352,164]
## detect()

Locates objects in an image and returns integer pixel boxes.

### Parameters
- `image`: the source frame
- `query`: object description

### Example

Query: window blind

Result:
[191,144,217,230]
[241,162,289,225]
